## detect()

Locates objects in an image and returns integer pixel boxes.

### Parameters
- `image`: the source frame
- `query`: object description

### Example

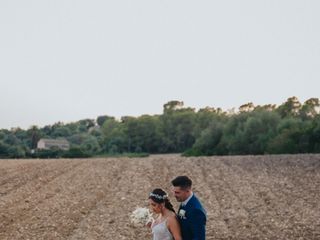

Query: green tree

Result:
[101,118,126,153]
[276,96,302,118]
[80,136,101,155]
[97,115,114,127]
[300,98,320,119]
[241,111,280,154]
[27,125,41,149]
[0,141,9,158]
[52,126,72,138]
[239,102,255,113]
[77,119,95,132]
[194,107,225,139]
[309,116,320,152]
[163,100,184,113]
[125,115,162,153]
[267,118,303,154]
[189,121,224,156]
[160,103,196,152]
[8,145,26,158]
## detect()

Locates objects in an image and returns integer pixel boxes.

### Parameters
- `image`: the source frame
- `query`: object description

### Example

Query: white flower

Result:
[178,209,186,219]
[130,207,154,227]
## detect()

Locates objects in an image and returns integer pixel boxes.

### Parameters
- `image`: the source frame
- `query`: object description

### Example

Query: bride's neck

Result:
[160,207,169,217]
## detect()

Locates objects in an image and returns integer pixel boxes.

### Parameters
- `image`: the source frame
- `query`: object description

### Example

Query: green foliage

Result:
[80,136,101,155]
[0,97,320,158]
[52,126,72,138]
[276,96,302,118]
[300,98,320,120]
[189,122,223,156]
[7,145,26,158]
[182,148,204,157]
[97,115,114,127]
[0,141,10,158]
[26,126,41,149]
[33,148,64,159]
[78,119,95,130]
[266,118,303,154]
[101,118,126,153]
[160,106,196,152]
[62,147,91,158]
[123,115,162,153]
[237,111,280,154]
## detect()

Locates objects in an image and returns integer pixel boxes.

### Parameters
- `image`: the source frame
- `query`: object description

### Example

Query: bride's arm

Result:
[167,216,182,240]
[146,217,155,228]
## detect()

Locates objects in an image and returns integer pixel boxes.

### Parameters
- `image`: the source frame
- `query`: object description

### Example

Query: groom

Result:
[171,176,207,240]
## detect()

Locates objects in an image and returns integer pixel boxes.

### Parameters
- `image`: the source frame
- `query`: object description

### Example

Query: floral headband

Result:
[149,192,168,200]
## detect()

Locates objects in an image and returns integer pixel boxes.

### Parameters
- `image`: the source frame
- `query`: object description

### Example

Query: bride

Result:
[148,188,182,240]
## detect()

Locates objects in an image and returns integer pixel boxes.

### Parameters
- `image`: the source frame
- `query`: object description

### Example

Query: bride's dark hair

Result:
[149,188,175,213]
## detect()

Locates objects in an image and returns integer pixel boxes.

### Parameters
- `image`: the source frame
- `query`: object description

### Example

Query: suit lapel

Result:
[184,194,195,209]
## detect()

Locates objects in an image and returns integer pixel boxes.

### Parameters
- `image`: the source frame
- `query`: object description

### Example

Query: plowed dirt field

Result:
[1,154,319,239]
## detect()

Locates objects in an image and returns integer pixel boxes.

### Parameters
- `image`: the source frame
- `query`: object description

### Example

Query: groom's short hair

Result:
[171,176,192,190]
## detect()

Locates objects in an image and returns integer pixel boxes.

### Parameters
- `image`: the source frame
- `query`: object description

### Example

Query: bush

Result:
[34,148,64,158]
[62,147,92,158]
[182,148,205,157]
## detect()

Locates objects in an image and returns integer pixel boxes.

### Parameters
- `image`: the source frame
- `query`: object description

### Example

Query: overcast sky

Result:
[0,1,319,129]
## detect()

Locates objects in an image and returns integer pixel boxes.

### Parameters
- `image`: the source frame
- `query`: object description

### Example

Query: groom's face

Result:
[172,186,190,202]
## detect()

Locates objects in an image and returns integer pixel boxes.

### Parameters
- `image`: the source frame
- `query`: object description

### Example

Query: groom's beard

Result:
[175,196,183,202]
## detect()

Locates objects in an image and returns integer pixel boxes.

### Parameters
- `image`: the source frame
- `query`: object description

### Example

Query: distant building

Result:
[37,138,70,151]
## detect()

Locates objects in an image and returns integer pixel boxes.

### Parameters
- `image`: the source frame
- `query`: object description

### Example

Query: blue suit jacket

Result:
[177,194,207,240]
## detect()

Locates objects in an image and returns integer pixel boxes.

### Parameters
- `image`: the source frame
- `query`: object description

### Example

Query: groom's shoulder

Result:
[192,194,204,205]
[187,195,207,224]
[190,194,206,213]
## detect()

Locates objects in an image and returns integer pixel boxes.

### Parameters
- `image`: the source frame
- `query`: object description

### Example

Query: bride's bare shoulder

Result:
[167,212,179,224]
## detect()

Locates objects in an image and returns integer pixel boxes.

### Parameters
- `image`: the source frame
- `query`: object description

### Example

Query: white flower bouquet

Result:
[130,207,154,227]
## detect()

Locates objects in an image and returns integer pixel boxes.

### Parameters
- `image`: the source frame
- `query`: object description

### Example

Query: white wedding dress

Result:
[151,219,173,240]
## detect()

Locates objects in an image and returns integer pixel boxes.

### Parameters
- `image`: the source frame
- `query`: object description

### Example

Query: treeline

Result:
[0,96,320,158]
